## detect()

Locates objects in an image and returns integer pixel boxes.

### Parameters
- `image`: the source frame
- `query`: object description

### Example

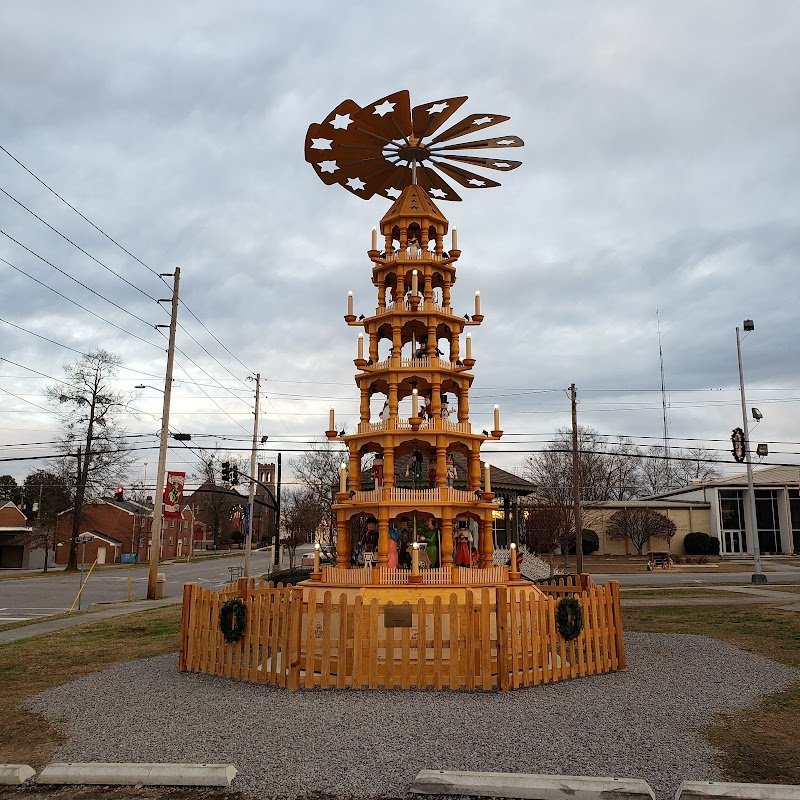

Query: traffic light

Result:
[114,486,124,502]
[221,461,231,482]
[231,465,240,485]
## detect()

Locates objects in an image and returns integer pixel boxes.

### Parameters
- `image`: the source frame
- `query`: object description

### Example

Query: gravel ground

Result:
[27,632,798,800]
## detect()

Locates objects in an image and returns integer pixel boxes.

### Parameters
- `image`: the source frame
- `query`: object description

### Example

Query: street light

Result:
[736,320,766,584]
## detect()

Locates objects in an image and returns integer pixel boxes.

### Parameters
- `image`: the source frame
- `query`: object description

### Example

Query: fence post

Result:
[178,582,192,671]
[287,587,304,691]
[496,585,510,691]
[609,580,626,669]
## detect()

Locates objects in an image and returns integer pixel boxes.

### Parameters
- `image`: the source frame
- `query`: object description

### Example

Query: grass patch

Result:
[0,605,181,768]
[624,603,800,784]
[619,588,734,599]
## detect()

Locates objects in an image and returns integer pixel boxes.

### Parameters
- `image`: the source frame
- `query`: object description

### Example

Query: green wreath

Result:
[555,597,583,640]
[219,598,247,644]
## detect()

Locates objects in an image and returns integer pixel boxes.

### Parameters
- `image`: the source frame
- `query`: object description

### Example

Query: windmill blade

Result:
[428,113,510,145]
[343,159,408,200]
[431,159,501,189]
[431,134,525,152]
[373,163,414,199]
[417,164,463,202]
[433,153,522,171]
[352,90,412,143]
[411,96,468,141]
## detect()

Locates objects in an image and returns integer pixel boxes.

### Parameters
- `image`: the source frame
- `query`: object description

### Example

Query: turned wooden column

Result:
[336,516,351,568]
[479,516,494,568]
[468,445,481,491]
[360,388,370,425]
[349,450,361,491]
[377,506,389,567]
[458,386,469,422]
[436,441,447,488]
[389,380,398,418]
[440,511,454,568]
[384,441,395,489]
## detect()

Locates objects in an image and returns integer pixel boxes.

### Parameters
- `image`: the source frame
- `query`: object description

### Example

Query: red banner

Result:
[163,471,186,518]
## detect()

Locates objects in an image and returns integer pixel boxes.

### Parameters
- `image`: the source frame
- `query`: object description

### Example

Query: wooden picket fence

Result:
[179,578,625,691]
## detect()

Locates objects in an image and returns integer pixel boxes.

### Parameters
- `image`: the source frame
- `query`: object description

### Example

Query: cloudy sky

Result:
[2,1,799,492]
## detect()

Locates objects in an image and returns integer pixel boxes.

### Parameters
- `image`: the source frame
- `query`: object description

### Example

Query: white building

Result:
[650,465,800,556]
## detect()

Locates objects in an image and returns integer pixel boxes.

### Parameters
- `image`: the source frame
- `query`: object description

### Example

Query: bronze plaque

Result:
[384,603,413,628]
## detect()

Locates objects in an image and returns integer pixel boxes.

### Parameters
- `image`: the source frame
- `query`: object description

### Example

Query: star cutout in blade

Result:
[331,114,353,130]
[373,100,396,116]
[304,91,523,201]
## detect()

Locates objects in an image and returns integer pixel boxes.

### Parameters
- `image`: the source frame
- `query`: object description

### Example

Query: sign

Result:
[731,428,746,463]
[76,534,94,543]
[163,471,186,518]
[384,603,413,628]
[229,504,246,532]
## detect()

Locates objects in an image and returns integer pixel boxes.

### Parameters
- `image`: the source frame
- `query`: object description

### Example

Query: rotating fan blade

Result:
[431,160,501,189]
[373,164,414,200]
[428,113,510,145]
[351,90,412,143]
[416,164,463,202]
[411,96,468,141]
[433,153,522,171]
[431,134,525,152]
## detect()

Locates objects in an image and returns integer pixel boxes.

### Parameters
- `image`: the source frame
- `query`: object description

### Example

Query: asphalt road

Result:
[0,549,286,624]
[2,551,799,624]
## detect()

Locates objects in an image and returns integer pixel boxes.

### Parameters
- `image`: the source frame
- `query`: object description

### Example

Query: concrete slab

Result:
[37,762,237,787]
[0,764,36,785]
[677,781,800,800]
[411,769,656,800]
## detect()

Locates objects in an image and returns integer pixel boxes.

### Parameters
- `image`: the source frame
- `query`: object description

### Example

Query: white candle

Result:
[329,407,335,431]
[339,462,347,493]
[347,291,353,316]
[510,542,517,572]
[358,333,364,360]
[372,226,378,250]
[484,462,491,493]
[412,269,418,295]
[452,226,458,250]
[475,291,481,316]
[314,542,321,573]
[466,333,472,359]
[412,388,418,417]
[494,404,500,431]
[411,542,419,574]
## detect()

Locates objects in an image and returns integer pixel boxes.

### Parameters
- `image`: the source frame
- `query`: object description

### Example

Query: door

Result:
[96,546,106,564]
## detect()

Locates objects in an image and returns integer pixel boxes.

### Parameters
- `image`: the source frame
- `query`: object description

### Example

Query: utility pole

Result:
[244,373,260,578]
[273,453,282,567]
[147,267,180,600]
[570,383,584,576]
[736,323,765,584]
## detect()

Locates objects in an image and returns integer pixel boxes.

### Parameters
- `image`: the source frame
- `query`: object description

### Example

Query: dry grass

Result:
[624,604,800,785]
[0,606,182,768]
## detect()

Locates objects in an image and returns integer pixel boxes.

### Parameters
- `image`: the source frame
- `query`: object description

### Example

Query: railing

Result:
[458,565,508,584]
[374,300,454,317]
[422,567,453,585]
[363,356,460,371]
[355,418,471,434]
[350,489,381,503]
[382,250,449,262]
[344,486,494,504]
[389,487,439,502]
[379,567,409,585]
[324,566,373,586]
[179,579,626,691]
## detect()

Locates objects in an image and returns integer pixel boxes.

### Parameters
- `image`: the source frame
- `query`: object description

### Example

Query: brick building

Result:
[54,497,195,565]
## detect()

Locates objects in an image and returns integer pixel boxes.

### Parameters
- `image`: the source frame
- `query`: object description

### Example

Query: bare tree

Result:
[46,350,135,570]
[291,441,347,557]
[281,488,325,568]
[671,447,722,486]
[521,498,573,576]
[606,508,677,555]
[191,449,246,549]
[20,470,72,571]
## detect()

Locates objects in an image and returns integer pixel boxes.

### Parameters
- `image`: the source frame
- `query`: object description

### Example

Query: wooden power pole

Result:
[244,373,260,578]
[570,383,584,576]
[147,267,180,600]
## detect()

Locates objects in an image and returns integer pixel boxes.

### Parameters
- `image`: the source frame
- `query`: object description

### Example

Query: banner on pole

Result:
[164,471,186,518]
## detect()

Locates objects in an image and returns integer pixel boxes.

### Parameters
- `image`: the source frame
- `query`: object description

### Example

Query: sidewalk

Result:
[621,584,800,613]
[0,596,182,646]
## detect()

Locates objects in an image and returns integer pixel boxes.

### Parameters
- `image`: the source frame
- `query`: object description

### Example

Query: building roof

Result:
[646,464,800,499]
[85,530,124,546]
[584,499,711,510]
[364,452,537,495]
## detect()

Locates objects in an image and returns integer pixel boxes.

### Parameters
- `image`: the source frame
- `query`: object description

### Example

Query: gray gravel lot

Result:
[27,632,798,800]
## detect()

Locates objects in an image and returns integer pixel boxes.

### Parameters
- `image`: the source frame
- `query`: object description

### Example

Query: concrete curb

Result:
[411,769,656,800]
[677,781,800,800]
[0,764,36,785]
[37,762,237,787]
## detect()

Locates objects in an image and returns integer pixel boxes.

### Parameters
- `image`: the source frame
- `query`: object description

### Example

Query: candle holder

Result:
[354,358,368,369]
[462,358,476,369]
[471,313,484,323]
[491,429,503,439]
[325,429,338,439]
[409,293,422,310]
[409,415,422,431]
